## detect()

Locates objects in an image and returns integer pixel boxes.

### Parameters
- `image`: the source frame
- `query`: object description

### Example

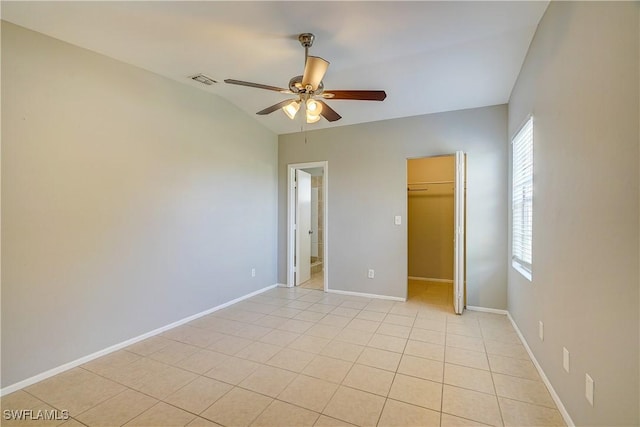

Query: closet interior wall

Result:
[407,156,455,281]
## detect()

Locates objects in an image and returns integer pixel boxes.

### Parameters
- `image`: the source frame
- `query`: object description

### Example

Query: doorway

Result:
[287,161,328,291]
[407,153,466,314]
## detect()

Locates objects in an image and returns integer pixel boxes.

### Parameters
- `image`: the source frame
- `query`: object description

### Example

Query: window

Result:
[512,116,533,280]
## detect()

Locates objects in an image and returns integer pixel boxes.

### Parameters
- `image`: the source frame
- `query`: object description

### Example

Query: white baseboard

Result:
[507,312,575,427]
[326,288,406,302]
[0,283,278,397]
[408,276,453,283]
[466,305,508,315]
[276,283,290,288]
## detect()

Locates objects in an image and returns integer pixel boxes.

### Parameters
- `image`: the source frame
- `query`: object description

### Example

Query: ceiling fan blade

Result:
[317,100,341,122]
[302,56,330,91]
[224,79,291,93]
[322,90,387,101]
[256,99,296,115]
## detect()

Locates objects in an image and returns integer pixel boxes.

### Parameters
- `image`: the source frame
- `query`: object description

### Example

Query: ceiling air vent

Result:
[190,74,217,86]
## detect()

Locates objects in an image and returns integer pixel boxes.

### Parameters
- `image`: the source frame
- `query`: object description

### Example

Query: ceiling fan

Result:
[224,33,387,124]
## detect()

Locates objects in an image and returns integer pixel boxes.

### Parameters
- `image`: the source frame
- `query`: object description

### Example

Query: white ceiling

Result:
[2,1,549,135]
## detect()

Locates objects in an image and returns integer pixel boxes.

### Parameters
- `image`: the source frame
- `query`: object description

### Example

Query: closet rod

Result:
[408,180,454,185]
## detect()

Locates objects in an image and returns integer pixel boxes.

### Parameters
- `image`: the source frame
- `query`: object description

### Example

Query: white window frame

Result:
[512,116,533,281]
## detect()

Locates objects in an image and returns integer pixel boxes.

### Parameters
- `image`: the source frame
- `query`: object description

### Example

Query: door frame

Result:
[287,161,328,291]
[406,153,466,313]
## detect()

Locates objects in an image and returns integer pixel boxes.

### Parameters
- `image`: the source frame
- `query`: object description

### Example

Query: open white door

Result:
[295,170,312,285]
[453,151,466,314]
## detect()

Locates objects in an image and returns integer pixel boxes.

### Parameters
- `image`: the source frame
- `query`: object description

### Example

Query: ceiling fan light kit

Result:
[224,33,387,124]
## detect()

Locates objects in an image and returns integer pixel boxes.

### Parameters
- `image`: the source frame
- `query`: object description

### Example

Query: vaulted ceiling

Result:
[2,1,549,135]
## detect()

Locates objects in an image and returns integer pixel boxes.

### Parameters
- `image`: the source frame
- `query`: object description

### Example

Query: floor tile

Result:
[75,389,157,426]
[440,413,492,426]
[356,310,387,322]
[377,398,440,426]
[164,376,232,414]
[483,340,528,360]
[148,340,201,365]
[26,368,126,416]
[488,354,539,380]
[413,318,446,332]
[233,324,274,340]
[442,385,502,426]
[340,300,369,310]
[323,386,385,426]
[334,328,374,346]
[388,373,442,411]
[81,350,141,377]
[278,374,339,412]
[207,335,253,356]
[239,365,297,397]
[277,319,315,334]
[376,323,412,339]
[0,390,65,427]
[303,355,353,383]
[234,341,282,363]
[445,347,490,370]
[498,397,565,426]
[345,318,380,333]
[266,347,316,372]
[124,402,195,426]
[127,336,173,356]
[367,334,407,353]
[444,363,495,394]
[320,340,365,362]
[174,349,231,374]
[357,347,402,372]
[447,323,482,338]
[306,324,343,340]
[397,354,444,382]
[409,328,445,345]
[294,310,327,323]
[493,373,555,408]
[313,415,357,426]
[200,387,272,427]
[384,314,416,327]
[364,300,395,313]
[404,340,444,362]
[342,364,395,396]
[13,287,565,427]
[259,329,301,347]
[134,365,198,400]
[204,356,260,384]
[187,417,224,427]
[251,400,319,426]
[288,334,331,353]
[446,334,485,353]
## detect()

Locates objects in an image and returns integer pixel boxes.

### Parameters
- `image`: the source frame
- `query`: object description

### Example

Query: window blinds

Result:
[512,117,533,277]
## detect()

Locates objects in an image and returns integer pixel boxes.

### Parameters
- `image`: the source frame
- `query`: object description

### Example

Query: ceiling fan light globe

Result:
[306,98,323,113]
[306,113,322,124]
[282,100,300,120]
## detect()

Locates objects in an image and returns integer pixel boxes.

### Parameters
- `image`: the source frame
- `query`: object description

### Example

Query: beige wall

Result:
[407,156,454,280]
[1,22,278,388]
[508,2,639,425]
[279,105,508,306]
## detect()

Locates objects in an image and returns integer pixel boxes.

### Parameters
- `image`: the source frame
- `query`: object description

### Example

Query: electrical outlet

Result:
[538,321,544,341]
[585,374,594,405]
[368,269,375,279]
[251,268,256,277]
[563,348,570,373]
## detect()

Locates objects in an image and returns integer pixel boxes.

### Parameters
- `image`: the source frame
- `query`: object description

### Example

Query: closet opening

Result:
[407,153,466,314]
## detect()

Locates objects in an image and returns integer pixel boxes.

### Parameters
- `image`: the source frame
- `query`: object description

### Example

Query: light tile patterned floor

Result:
[1,281,566,426]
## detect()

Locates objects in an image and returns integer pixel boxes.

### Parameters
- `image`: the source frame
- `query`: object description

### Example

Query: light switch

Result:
[394,215,402,225]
